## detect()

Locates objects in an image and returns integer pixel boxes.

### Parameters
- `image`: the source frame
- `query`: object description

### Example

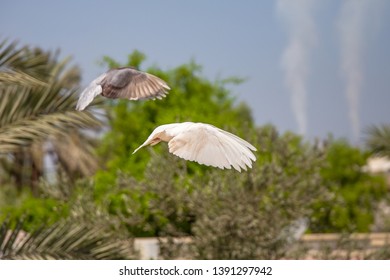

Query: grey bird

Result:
[76,67,170,111]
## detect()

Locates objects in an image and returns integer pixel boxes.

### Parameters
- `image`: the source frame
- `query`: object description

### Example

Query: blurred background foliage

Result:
[0,40,389,259]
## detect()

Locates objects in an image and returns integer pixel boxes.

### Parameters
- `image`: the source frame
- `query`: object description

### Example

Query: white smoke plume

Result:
[338,0,384,142]
[277,0,318,136]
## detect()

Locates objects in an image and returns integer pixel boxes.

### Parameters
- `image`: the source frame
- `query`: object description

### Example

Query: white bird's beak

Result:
[132,137,162,155]
[132,144,145,154]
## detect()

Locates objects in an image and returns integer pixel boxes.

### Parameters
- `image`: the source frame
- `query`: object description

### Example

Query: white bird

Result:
[76,67,170,111]
[133,122,257,172]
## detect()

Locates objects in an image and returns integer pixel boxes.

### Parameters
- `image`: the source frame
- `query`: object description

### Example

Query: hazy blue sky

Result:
[1,0,389,144]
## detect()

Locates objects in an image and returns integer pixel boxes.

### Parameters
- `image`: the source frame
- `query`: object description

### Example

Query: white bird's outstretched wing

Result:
[76,73,106,111]
[167,124,256,172]
[101,68,170,101]
[132,122,257,172]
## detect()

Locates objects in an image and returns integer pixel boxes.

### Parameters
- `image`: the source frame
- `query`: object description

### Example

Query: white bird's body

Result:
[76,67,170,111]
[133,122,257,172]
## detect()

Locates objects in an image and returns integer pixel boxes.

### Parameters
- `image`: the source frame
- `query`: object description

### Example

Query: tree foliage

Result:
[310,139,387,233]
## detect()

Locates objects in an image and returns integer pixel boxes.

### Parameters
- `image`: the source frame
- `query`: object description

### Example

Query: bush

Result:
[310,139,388,233]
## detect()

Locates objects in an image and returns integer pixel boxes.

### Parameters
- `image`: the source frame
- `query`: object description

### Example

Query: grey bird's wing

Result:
[100,68,170,100]
[75,73,106,111]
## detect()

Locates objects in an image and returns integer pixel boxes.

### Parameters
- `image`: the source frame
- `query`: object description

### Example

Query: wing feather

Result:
[224,141,247,171]
[220,131,256,166]
[101,68,170,101]
[167,124,256,171]
[75,73,106,111]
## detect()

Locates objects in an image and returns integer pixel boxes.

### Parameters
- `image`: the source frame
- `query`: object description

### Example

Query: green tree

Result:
[310,139,387,233]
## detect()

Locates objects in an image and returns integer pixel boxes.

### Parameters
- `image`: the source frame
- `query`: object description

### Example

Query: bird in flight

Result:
[76,67,170,111]
[133,122,257,172]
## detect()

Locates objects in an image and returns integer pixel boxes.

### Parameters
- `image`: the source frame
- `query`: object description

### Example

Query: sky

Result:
[1,0,389,144]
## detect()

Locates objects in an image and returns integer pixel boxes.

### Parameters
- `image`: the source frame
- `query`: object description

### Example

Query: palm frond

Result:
[0,111,101,153]
[0,54,104,153]
[0,71,46,87]
[0,41,105,185]
[0,39,49,87]
[365,124,390,157]
[0,218,136,260]
[51,131,101,177]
